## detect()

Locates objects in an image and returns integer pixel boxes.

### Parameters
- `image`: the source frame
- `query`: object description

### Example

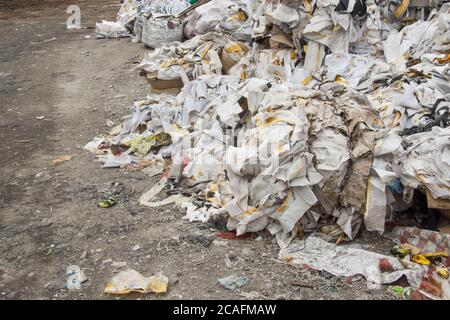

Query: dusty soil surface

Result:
[0,0,398,300]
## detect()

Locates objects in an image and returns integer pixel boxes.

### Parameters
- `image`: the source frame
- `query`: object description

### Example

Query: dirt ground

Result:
[0,0,399,300]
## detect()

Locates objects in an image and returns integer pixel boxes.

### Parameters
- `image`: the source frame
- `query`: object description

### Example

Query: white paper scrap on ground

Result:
[279,236,426,288]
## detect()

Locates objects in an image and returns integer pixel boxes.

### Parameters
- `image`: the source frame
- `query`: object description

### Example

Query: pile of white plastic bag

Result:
[88,0,450,298]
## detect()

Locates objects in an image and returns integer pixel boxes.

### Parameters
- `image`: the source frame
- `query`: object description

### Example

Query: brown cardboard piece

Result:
[220,42,249,74]
[438,216,450,234]
[143,70,193,93]
[269,26,294,49]
[426,190,450,210]
[221,49,237,74]
[146,75,184,90]
[426,190,450,213]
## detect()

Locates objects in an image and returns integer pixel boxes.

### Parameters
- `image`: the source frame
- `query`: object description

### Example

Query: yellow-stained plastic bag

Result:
[437,267,449,279]
[422,252,448,258]
[104,269,169,295]
[399,243,421,256]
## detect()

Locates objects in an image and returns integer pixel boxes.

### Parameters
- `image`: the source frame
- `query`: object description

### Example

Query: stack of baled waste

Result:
[96,0,190,45]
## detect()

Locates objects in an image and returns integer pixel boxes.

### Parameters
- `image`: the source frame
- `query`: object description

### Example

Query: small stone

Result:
[213,239,228,247]
[111,261,127,268]
[132,244,141,251]
[39,218,52,227]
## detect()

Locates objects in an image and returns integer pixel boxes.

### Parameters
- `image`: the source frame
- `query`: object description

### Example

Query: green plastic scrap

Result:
[390,245,410,259]
[388,285,411,299]
[98,198,117,208]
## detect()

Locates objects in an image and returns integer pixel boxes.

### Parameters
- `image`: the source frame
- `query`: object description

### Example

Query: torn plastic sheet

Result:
[303,41,325,72]
[102,152,134,168]
[276,187,318,233]
[139,177,168,206]
[141,194,191,208]
[219,4,253,42]
[303,7,354,54]
[182,202,223,222]
[183,0,251,40]
[279,236,426,288]
[137,33,246,81]
[254,49,295,81]
[383,32,412,72]
[142,161,165,177]
[364,173,387,233]
[265,3,300,28]
[137,0,189,17]
[117,0,139,26]
[397,126,450,200]
[84,137,105,155]
[324,53,376,88]
[95,0,138,38]
[95,21,131,39]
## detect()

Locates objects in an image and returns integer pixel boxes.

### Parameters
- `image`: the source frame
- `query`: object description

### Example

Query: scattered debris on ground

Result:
[218,273,249,290]
[66,265,88,290]
[52,155,72,166]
